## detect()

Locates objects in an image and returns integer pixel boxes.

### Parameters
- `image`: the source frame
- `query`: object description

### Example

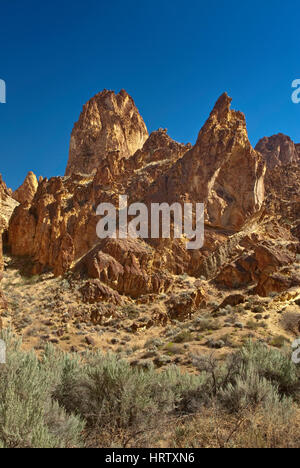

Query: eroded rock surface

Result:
[145,93,265,231]
[0,175,18,269]
[7,90,300,304]
[256,134,300,169]
[66,89,149,176]
[13,171,38,205]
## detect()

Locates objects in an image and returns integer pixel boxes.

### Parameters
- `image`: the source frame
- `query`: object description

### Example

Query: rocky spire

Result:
[13,171,38,205]
[65,89,149,176]
[146,93,266,231]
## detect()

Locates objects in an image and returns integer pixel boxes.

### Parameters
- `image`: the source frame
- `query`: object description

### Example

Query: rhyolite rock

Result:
[13,171,38,205]
[0,174,18,323]
[255,133,300,170]
[0,175,18,270]
[145,93,266,231]
[8,91,271,302]
[10,90,300,302]
[66,89,149,176]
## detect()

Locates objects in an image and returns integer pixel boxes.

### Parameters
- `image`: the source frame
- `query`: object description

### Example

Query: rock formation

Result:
[0,175,18,322]
[65,89,149,176]
[75,238,173,298]
[145,93,265,231]
[8,126,191,284]
[255,133,300,169]
[13,171,38,205]
[0,175,18,270]
[6,89,300,304]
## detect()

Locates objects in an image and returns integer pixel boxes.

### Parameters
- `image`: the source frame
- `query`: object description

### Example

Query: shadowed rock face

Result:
[255,133,300,169]
[13,171,38,205]
[0,175,18,270]
[65,89,149,176]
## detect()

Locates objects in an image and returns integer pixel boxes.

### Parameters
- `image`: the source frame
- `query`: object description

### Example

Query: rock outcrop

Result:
[8,92,269,301]
[75,238,173,298]
[13,171,38,205]
[8,128,191,284]
[145,93,265,231]
[0,175,18,321]
[3,87,300,363]
[0,175,18,270]
[255,134,300,170]
[65,89,149,176]
[215,238,296,290]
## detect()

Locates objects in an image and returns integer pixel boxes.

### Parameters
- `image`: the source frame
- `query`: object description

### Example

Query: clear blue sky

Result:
[0,0,299,189]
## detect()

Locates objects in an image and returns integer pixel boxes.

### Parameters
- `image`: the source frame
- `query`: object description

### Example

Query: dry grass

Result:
[169,407,300,448]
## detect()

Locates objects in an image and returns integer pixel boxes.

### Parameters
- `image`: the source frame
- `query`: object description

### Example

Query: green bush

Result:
[238,341,300,398]
[0,330,299,448]
[54,351,204,431]
[185,341,300,415]
[219,364,293,416]
[0,330,84,448]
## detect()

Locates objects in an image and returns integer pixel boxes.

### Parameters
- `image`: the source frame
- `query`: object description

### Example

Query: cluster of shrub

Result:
[0,329,299,448]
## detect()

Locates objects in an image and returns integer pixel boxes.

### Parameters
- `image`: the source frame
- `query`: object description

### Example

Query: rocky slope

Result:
[8,93,267,289]
[1,89,300,363]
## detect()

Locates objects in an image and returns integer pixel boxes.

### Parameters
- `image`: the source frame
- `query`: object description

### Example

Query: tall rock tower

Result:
[65,89,148,176]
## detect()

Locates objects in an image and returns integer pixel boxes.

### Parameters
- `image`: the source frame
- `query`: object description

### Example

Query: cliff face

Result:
[255,133,300,169]
[65,89,149,176]
[8,91,268,299]
[0,176,18,270]
[0,175,18,323]
[7,129,190,282]
[145,93,265,231]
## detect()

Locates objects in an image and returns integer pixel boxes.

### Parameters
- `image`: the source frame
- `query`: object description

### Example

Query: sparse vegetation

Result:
[281,310,300,335]
[0,330,299,448]
[269,335,290,349]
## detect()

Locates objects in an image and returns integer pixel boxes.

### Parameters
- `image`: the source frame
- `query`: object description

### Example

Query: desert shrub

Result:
[173,330,193,343]
[171,406,300,448]
[246,319,260,330]
[181,341,300,415]
[0,330,299,448]
[238,341,300,398]
[194,316,221,332]
[269,335,289,348]
[54,349,208,443]
[0,330,84,448]
[55,352,177,429]
[280,310,300,334]
[164,342,185,355]
[219,364,293,415]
